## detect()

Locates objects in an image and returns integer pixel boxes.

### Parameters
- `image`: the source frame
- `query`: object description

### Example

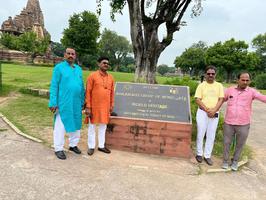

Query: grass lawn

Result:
[0,94,53,145]
[1,63,170,91]
[0,63,252,159]
[0,63,171,146]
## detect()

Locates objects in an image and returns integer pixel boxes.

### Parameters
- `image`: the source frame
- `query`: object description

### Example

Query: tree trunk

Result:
[127,0,164,84]
[126,0,191,84]
[226,70,233,83]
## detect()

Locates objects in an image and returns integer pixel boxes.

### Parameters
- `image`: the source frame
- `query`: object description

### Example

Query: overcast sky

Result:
[0,0,265,66]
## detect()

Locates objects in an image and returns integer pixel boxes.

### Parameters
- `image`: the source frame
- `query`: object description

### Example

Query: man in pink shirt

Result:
[223,72,266,171]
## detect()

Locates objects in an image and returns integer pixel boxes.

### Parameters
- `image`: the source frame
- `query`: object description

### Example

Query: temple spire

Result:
[1,0,50,39]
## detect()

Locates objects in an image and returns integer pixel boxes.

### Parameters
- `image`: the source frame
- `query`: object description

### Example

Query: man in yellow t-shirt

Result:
[194,66,224,165]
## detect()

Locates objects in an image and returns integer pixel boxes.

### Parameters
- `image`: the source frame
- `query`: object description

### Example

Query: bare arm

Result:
[208,97,224,117]
[195,98,208,112]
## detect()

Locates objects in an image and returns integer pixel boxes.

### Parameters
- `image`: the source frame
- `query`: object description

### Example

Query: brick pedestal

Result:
[106,117,192,158]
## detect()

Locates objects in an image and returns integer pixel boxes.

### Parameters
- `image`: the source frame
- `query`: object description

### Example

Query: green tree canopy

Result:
[157,64,170,75]
[0,31,50,63]
[252,33,266,72]
[206,38,260,82]
[0,33,19,50]
[61,11,100,66]
[18,31,50,63]
[51,42,65,57]
[98,28,132,71]
[174,41,207,76]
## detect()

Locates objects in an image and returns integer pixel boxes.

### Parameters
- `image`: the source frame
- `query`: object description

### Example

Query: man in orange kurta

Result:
[85,57,115,155]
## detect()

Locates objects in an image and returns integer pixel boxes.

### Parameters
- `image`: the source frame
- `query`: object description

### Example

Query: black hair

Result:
[237,72,251,79]
[65,47,75,52]
[98,56,109,63]
[205,65,217,73]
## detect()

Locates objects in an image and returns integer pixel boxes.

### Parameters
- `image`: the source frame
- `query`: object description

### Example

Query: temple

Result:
[0,0,50,39]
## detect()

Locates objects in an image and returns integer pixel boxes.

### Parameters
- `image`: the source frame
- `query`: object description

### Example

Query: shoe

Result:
[195,155,203,163]
[231,161,238,171]
[69,146,81,154]
[222,162,229,169]
[204,157,213,166]
[87,148,94,156]
[98,147,111,154]
[55,151,66,160]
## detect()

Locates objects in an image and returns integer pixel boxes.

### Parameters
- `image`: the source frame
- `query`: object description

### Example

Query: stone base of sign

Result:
[106,117,192,158]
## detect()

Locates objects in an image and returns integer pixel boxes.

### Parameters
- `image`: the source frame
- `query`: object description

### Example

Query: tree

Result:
[0,32,50,63]
[121,55,135,67]
[97,0,203,83]
[51,42,65,57]
[18,31,50,63]
[61,11,100,65]
[0,33,19,50]
[174,41,207,76]
[99,28,132,71]
[252,33,266,72]
[206,38,260,82]
[157,64,169,75]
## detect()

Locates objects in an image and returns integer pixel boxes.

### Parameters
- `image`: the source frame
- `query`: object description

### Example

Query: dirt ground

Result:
[0,101,266,200]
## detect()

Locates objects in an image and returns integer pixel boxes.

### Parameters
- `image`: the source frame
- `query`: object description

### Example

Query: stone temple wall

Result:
[0,48,63,64]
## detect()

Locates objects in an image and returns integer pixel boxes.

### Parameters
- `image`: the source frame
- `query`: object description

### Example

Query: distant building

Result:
[0,0,50,39]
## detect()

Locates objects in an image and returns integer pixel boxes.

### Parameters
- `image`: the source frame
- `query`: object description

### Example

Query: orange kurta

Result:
[85,70,114,124]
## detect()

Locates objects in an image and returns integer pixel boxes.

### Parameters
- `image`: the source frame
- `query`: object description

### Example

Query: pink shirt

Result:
[224,86,266,125]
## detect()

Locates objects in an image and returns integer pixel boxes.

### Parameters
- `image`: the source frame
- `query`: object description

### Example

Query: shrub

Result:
[255,73,266,89]
[164,76,198,96]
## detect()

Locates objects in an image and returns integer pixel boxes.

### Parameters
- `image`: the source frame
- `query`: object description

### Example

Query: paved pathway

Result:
[0,101,266,200]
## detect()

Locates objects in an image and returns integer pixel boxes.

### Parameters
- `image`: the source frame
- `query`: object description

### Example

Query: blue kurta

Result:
[49,60,85,133]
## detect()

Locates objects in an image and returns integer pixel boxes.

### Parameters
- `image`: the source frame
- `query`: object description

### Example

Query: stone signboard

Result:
[113,82,191,123]
[106,82,193,158]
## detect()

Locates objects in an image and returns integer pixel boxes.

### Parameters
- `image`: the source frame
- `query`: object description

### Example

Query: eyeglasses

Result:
[66,52,75,55]
[207,73,215,75]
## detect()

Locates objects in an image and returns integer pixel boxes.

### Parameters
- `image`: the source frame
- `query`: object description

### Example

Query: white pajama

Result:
[53,113,80,152]
[196,108,219,158]
[88,124,107,149]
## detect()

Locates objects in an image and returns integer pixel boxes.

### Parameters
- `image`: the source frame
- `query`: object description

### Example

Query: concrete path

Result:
[0,101,266,200]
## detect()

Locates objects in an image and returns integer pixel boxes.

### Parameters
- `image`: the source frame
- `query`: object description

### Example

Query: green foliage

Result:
[18,31,38,52]
[157,64,170,75]
[120,56,135,68]
[0,32,50,62]
[51,42,64,57]
[99,28,132,71]
[252,33,266,72]
[174,41,207,76]
[97,0,126,20]
[0,33,19,49]
[79,54,98,70]
[117,64,135,73]
[164,76,198,96]
[206,38,260,82]
[100,0,203,83]
[255,73,266,89]
[252,33,266,53]
[61,11,100,65]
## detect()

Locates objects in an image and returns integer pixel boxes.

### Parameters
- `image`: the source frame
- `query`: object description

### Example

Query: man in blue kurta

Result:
[49,48,85,160]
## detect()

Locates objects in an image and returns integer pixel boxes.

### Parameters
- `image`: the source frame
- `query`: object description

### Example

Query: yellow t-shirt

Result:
[194,81,224,109]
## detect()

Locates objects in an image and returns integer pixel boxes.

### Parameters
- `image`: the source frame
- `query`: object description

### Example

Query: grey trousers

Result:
[223,123,250,163]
